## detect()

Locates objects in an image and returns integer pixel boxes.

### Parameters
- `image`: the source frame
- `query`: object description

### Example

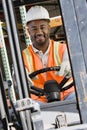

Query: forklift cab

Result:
[1,0,87,129]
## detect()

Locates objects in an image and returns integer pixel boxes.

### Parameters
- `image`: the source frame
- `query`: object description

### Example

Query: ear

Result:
[48,23,51,32]
[25,26,30,37]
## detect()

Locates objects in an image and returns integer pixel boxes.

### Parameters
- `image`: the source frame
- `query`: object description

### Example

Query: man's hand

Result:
[58,61,71,77]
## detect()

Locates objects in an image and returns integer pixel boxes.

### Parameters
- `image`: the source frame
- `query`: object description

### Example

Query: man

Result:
[22,5,75,103]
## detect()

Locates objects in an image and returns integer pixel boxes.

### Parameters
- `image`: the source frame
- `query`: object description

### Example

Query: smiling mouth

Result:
[36,35,44,40]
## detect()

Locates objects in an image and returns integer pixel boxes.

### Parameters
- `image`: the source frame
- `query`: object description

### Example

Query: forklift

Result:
[0,0,87,129]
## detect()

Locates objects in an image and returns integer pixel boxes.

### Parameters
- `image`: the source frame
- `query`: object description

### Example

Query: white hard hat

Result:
[26,6,50,23]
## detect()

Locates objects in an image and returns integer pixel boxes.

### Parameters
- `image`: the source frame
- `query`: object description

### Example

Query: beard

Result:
[31,34,49,47]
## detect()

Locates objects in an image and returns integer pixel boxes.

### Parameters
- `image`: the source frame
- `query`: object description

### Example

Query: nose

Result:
[36,27,42,33]
[36,27,43,35]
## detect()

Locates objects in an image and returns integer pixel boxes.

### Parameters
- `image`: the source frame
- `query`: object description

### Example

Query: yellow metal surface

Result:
[50,16,62,28]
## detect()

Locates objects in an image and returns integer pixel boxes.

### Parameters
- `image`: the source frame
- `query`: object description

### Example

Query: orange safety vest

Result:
[22,40,74,102]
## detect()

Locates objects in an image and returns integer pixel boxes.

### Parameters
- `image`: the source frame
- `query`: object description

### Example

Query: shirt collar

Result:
[32,41,50,55]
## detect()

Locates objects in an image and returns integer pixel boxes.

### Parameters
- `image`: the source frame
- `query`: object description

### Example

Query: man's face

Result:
[27,20,50,47]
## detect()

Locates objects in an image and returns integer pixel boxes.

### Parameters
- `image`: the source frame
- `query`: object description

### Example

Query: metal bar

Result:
[0,0,57,12]
[7,0,29,98]
[2,0,33,129]
[0,22,16,103]
[73,0,87,123]
[0,68,10,129]
[59,0,87,123]
[13,0,52,7]
[73,0,87,71]
[2,0,23,99]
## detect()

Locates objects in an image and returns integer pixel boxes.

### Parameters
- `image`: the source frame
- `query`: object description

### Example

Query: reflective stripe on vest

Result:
[23,48,34,73]
[24,42,62,73]
[54,41,62,66]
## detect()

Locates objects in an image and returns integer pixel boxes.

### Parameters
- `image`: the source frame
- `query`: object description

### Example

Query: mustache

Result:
[35,34,44,38]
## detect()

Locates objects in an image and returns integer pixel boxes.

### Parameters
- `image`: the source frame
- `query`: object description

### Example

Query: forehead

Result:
[27,19,49,27]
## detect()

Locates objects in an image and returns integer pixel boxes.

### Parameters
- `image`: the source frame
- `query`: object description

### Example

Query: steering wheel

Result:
[28,66,74,94]
[29,66,60,78]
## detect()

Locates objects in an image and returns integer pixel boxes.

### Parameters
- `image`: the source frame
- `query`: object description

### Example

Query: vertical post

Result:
[73,0,87,70]
[19,6,31,46]
[2,0,29,99]
[2,0,32,129]
[0,22,16,103]
[2,0,24,99]
[0,68,10,130]
[59,0,87,123]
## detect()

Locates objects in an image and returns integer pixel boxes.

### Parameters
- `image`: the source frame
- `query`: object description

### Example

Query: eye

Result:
[30,27,37,32]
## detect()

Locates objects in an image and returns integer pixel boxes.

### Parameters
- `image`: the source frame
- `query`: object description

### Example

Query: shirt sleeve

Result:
[58,48,72,77]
